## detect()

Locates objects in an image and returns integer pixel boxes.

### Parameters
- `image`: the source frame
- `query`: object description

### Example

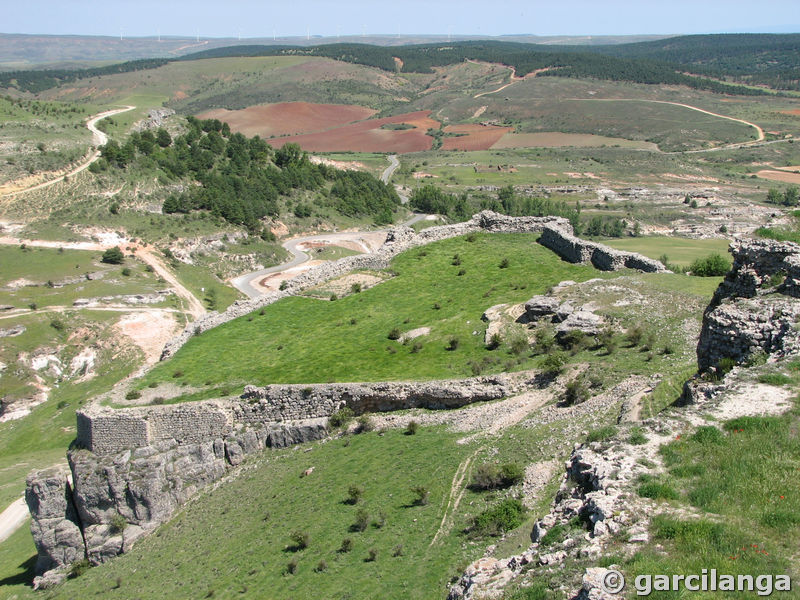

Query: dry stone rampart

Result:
[538,227,668,273]
[78,373,523,454]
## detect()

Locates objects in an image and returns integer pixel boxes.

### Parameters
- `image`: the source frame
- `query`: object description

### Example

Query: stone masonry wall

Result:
[77,374,523,454]
[538,227,668,273]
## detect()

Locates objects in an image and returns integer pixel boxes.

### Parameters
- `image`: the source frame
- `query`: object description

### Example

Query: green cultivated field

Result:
[604,236,732,266]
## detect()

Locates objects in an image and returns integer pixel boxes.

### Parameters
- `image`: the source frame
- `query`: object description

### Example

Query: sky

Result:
[2,0,798,38]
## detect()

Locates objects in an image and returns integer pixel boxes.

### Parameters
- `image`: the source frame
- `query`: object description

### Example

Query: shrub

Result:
[446,337,460,351]
[329,293,337,301]
[451,254,462,266]
[356,415,374,433]
[109,513,127,534]
[486,333,502,350]
[351,282,362,294]
[28,302,37,311]
[598,328,618,354]
[637,481,679,500]
[472,463,524,491]
[507,331,529,356]
[68,558,92,579]
[562,378,590,406]
[499,257,510,269]
[101,246,125,264]
[366,548,378,562]
[411,485,430,506]
[172,370,183,378]
[346,485,364,505]
[472,499,526,537]
[314,560,328,573]
[410,341,423,354]
[625,326,644,347]
[279,280,288,291]
[289,530,310,550]
[559,330,589,354]
[387,327,401,340]
[539,523,567,547]
[121,267,132,276]
[405,421,419,435]
[373,510,387,529]
[352,508,370,532]
[50,318,66,331]
[125,390,141,401]
[457,268,466,276]
[339,538,353,553]
[328,407,354,429]
[540,351,567,376]
[392,544,404,557]
[286,558,298,575]
[533,328,556,353]
[689,253,729,277]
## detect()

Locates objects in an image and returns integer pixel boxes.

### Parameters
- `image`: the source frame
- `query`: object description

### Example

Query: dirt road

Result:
[0,498,28,544]
[0,105,135,198]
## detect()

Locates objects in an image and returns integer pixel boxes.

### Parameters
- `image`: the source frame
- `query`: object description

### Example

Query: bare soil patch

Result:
[491,132,658,150]
[441,124,513,151]
[115,310,179,366]
[198,102,376,138]
[756,169,800,185]
[276,110,439,153]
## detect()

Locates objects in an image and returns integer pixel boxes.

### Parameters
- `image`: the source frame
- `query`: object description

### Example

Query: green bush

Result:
[339,538,353,553]
[758,372,792,386]
[125,390,142,400]
[472,499,526,537]
[471,462,524,491]
[410,485,430,506]
[387,327,401,340]
[689,253,729,277]
[637,480,679,500]
[540,351,567,376]
[101,246,125,264]
[346,485,364,505]
[628,428,648,445]
[562,378,590,406]
[328,407,354,429]
[109,513,128,534]
[405,421,419,435]
[352,508,370,532]
[50,318,66,331]
[289,530,310,550]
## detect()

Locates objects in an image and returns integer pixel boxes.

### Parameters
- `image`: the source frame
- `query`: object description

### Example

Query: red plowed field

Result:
[197,102,377,138]
[276,111,439,153]
[441,124,513,151]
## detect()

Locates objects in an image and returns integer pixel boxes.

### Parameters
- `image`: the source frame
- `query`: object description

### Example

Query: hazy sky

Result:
[3,0,799,38]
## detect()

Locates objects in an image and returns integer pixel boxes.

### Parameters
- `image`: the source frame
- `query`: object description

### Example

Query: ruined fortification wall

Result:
[538,227,668,273]
[77,374,521,454]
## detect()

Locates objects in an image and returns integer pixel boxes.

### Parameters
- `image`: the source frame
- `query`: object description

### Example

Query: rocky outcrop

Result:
[523,294,605,337]
[26,419,328,583]
[697,239,800,372]
[25,466,84,576]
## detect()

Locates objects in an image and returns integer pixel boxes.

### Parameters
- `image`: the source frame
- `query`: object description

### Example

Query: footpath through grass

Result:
[141,233,609,391]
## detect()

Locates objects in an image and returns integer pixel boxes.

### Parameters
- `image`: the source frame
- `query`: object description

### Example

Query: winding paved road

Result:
[1,106,136,198]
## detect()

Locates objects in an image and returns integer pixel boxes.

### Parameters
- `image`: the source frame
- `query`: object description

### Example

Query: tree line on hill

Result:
[409,184,628,238]
[5,35,798,95]
[93,116,400,233]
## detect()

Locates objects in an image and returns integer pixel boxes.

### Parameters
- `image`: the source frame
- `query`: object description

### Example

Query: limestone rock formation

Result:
[697,239,800,372]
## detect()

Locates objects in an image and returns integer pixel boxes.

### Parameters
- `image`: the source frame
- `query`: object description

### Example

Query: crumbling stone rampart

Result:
[77,374,522,454]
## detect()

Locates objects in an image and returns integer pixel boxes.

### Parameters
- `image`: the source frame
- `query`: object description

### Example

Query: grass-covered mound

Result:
[140,233,609,392]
